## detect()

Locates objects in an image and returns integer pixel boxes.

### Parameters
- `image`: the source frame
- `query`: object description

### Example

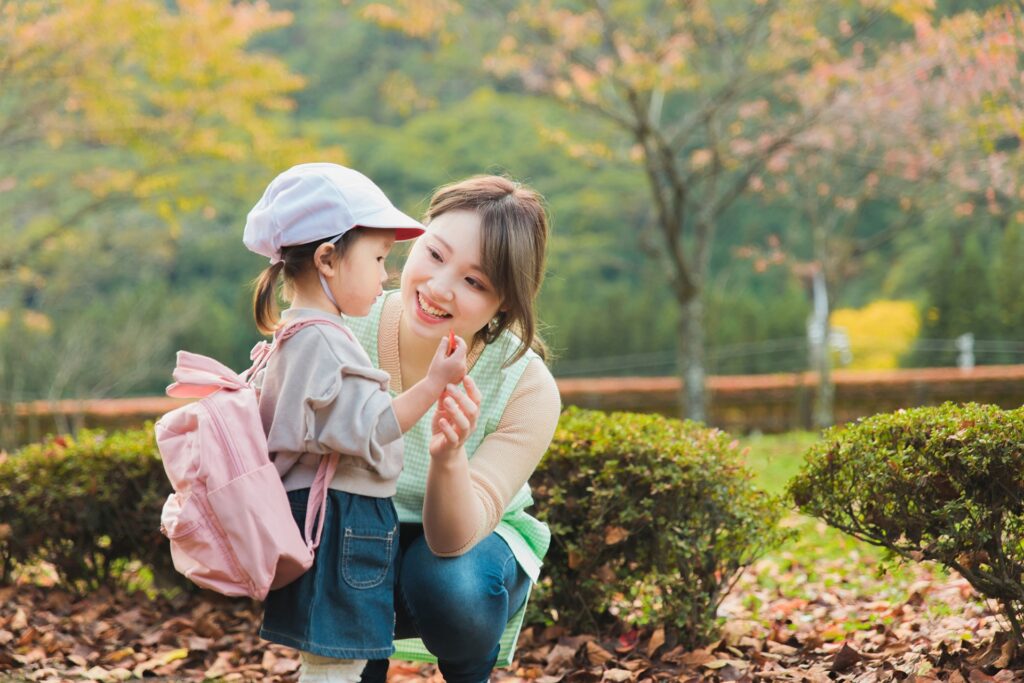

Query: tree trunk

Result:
[677,295,707,422]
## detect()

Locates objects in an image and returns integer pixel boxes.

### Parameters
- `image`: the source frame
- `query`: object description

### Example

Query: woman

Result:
[345,175,561,683]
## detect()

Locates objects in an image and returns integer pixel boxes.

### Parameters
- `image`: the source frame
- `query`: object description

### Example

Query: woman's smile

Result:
[416,291,452,321]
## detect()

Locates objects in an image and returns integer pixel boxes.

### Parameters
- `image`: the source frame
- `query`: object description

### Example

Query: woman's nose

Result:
[427,276,454,301]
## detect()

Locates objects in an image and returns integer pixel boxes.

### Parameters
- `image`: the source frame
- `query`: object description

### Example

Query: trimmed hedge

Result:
[0,427,172,591]
[1,409,789,649]
[529,407,790,648]
[788,402,1024,645]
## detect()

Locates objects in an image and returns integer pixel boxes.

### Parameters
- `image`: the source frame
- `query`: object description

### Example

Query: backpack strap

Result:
[275,317,355,344]
[241,317,354,383]
[305,453,340,550]
[244,317,356,554]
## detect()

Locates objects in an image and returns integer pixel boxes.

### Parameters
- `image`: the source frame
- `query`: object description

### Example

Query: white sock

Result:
[298,653,367,683]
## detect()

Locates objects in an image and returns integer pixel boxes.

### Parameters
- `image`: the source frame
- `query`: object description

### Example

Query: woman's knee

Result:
[399,538,512,657]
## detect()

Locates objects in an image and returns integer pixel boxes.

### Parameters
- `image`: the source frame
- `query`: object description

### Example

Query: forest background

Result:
[2,0,1023,420]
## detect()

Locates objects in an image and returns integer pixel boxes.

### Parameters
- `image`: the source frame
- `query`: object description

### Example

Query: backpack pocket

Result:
[161,491,246,592]
[207,463,312,596]
[341,527,395,589]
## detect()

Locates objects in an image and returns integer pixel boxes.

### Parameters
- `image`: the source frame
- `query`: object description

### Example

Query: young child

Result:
[242,163,472,683]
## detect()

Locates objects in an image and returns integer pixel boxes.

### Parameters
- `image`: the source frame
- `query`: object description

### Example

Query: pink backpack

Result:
[155,318,349,600]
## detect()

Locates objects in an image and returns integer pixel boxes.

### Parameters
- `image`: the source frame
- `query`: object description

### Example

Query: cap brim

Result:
[356,205,425,241]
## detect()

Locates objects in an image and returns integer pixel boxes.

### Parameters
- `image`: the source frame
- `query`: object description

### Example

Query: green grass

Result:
[738,430,821,495]
[738,429,932,571]
[735,429,951,604]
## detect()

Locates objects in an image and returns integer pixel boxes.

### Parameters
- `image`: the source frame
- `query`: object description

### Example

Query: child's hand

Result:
[429,376,481,461]
[426,333,467,392]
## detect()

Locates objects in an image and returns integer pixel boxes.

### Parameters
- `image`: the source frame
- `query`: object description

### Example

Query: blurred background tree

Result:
[0,0,326,411]
[357,0,1022,419]
[3,0,1023,428]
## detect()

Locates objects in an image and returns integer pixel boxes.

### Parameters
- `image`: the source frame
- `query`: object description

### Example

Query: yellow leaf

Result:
[158,648,188,665]
[133,648,188,677]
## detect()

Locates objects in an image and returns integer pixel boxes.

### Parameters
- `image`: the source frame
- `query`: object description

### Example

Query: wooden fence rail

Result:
[6,365,1024,446]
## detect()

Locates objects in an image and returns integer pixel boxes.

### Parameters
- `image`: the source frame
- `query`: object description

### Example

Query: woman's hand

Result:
[429,376,482,461]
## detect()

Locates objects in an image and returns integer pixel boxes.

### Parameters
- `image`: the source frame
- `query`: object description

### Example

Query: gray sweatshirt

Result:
[257,308,402,498]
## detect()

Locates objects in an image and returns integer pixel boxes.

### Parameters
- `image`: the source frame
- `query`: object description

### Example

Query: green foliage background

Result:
[3,0,1023,405]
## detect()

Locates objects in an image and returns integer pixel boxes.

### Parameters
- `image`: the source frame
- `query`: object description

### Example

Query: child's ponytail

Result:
[253,262,285,336]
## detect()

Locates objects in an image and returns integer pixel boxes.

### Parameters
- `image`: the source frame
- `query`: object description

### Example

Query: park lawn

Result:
[738,428,939,570]
[740,430,900,566]
[739,430,821,495]
[733,430,977,636]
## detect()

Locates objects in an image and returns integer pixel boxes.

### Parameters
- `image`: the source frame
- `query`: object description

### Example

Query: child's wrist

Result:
[430,445,464,466]
[423,372,446,397]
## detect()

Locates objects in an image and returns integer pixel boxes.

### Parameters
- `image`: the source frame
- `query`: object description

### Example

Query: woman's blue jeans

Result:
[359,523,531,683]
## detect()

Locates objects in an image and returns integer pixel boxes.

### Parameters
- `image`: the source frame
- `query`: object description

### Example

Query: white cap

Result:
[243,163,425,264]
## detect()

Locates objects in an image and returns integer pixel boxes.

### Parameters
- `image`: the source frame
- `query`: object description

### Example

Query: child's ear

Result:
[313,242,337,276]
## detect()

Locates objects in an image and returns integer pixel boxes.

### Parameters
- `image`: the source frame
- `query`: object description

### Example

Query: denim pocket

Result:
[341,526,394,589]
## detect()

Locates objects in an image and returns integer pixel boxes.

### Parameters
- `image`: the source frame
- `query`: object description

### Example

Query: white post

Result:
[956,333,975,371]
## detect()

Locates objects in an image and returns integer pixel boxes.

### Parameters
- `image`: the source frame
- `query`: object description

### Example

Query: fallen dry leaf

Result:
[697,658,723,670]
[100,647,134,664]
[132,647,188,678]
[545,643,579,674]
[585,641,615,666]
[10,608,27,631]
[720,619,757,647]
[645,627,665,658]
[968,669,997,683]
[83,665,113,681]
[765,640,798,657]
[271,656,300,676]
[568,551,583,569]
[678,649,716,667]
[830,642,863,672]
[604,526,629,546]
[0,541,1021,683]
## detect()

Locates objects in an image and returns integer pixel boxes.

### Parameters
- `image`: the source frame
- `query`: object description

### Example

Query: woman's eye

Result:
[428,248,442,262]
[466,277,485,291]
[377,256,385,262]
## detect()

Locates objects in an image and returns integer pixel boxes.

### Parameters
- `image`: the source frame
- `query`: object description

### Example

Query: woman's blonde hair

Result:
[424,175,549,364]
